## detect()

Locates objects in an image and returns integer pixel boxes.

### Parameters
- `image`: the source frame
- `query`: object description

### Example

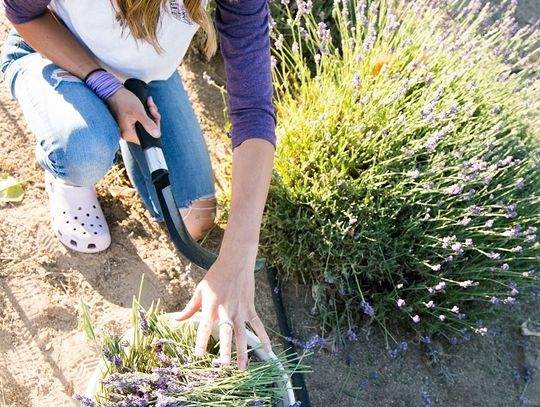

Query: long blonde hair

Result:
[114,0,217,59]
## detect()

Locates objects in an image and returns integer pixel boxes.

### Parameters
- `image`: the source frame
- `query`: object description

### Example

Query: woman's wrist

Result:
[84,69,124,102]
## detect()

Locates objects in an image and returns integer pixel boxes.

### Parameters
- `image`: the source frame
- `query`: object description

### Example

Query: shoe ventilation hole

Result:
[90,224,93,227]
[78,207,82,211]
[66,220,69,224]
[86,213,90,217]
[93,205,96,209]
[94,232,98,235]
[88,244,96,249]
[70,240,77,247]
[99,225,103,227]
[81,223,85,226]
[96,216,99,219]
[62,211,66,215]
[73,228,76,231]
[75,216,78,220]
[83,232,86,235]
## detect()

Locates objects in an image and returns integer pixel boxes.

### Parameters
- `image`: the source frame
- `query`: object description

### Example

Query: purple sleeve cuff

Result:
[85,71,124,102]
[4,0,51,24]
[215,0,277,150]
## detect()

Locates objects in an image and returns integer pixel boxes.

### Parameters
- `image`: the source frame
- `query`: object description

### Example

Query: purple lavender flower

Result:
[525,226,537,236]
[451,242,464,256]
[296,0,313,17]
[460,217,472,226]
[273,286,280,295]
[525,234,537,243]
[524,365,532,382]
[289,402,302,407]
[412,315,421,324]
[102,347,122,367]
[388,348,399,359]
[446,182,464,195]
[450,337,458,345]
[73,395,95,407]
[490,296,500,305]
[352,73,361,88]
[513,245,523,253]
[139,309,149,335]
[513,370,521,381]
[420,391,432,406]
[501,263,510,272]
[421,335,431,344]
[397,299,406,308]
[485,219,494,229]
[347,328,358,342]
[487,251,501,260]
[431,264,441,272]
[399,342,408,351]
[317,22,331,53]
[360,301,375,317]
[503,224,522,237]
[469,205,481,215]
[435,281,446,291]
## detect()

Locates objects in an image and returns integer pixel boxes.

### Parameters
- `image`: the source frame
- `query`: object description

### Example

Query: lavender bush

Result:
[260,0,540,344]
[75,299,306,406]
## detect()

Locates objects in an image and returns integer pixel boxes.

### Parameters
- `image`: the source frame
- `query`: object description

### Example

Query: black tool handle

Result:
[124,79,162,151]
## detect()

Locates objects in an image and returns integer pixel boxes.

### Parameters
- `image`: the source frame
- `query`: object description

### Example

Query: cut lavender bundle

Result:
[75,298,309,406]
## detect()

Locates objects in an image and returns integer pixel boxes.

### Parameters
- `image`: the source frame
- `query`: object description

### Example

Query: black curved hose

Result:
[267,264,312,407]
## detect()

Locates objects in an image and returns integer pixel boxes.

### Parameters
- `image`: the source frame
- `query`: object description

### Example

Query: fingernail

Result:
[152,129,161,138]
[194,348,204,358]
[264,344,272,353]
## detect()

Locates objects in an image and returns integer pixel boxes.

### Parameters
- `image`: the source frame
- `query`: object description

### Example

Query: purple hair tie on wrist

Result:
[85,70,124,101]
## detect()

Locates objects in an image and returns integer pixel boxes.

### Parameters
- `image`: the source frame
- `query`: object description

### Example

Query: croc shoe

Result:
[45,171,111,253]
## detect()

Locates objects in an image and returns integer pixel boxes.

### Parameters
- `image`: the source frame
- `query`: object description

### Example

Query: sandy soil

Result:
[1,2,540,407]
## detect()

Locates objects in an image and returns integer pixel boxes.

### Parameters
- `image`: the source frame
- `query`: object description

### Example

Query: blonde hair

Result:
[114,0,217,59]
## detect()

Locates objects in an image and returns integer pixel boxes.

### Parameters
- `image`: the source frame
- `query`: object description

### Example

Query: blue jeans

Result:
[1,29,216,220]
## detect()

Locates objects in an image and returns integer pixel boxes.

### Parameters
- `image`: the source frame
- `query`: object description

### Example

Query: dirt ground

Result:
[1,2,540,407]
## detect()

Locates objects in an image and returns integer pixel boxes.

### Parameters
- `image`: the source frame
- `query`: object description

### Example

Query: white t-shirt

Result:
[49,0,203,82]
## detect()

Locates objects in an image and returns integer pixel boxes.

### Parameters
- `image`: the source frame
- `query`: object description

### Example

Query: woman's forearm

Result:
[219,138,275,260]
[12,10,101,78]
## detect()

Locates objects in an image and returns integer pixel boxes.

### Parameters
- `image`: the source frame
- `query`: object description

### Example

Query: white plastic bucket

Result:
[85,312,296,406]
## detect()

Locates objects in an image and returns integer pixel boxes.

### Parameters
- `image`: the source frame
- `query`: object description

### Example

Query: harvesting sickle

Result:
[124,78,266,273]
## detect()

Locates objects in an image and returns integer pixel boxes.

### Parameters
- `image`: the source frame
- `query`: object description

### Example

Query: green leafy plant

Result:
[260,0,540,344]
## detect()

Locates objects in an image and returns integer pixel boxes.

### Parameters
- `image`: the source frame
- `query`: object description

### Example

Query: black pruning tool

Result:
[124,78,311,407]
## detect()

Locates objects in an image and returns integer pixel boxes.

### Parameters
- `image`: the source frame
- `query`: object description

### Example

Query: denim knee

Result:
[38,126,119,187]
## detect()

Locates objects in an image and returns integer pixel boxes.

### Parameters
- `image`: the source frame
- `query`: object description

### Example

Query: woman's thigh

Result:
[1,31,120,186]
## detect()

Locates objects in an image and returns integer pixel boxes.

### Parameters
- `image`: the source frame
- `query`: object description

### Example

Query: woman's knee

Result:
[179,196,217,241]
[38,126,119,187]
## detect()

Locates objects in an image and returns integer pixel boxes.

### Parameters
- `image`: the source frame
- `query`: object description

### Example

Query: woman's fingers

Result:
[174,288,202,321]
[195,311,214,358]
[147,96,161,127]
[247,314,272,354]
[218,309,234,366]
[234,319,248,369]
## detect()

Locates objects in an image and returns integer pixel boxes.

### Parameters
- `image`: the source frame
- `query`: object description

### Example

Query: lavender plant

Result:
[260,0,540,344]
[75,299,307,406]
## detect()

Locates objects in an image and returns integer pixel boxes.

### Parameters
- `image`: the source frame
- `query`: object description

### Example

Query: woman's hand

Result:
[174,254,272,369]
[107,88,161,144]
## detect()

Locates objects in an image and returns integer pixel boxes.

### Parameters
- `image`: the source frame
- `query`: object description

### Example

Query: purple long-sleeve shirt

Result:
[3,0,277,150]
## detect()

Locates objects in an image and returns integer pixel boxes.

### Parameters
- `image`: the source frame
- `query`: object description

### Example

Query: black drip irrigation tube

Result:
[266,264,312,407]
[125,78,312,407]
